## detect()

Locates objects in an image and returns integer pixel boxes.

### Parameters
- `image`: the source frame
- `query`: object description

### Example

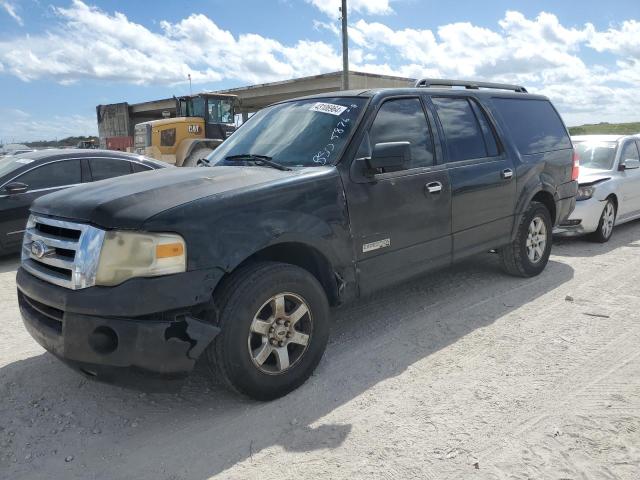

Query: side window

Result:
[363,98,434,169]
[469,99,499,157]
[160,128,176,147]
[492,98,571,155]
[621,141,640,162]
[16,160,81,191]
[432,97,490,162]
[88,159,132,181]
[131,162,153,173]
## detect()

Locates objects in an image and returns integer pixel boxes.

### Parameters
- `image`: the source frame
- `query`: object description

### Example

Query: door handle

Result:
[502,168,514,180]
[426,181,443,194]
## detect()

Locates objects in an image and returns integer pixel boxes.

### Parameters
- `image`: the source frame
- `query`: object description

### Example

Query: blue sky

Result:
[0,0,639,142]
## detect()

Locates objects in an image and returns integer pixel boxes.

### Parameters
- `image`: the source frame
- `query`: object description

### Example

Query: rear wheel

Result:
[182,148,213,167]
[499,201,552,277]
[207,261,330,400]
[589,199,616,243]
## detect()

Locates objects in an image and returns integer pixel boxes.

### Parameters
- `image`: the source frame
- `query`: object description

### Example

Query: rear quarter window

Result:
[492,98,571,155]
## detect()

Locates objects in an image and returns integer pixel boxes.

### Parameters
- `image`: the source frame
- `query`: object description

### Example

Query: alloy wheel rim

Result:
[602,202,615,238]
[526,216,547,264]
[247,292,312,375]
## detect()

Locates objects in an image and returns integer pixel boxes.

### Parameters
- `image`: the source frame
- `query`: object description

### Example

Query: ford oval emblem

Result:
[31,240,48,259]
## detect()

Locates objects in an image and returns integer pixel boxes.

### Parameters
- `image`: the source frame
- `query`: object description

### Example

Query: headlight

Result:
[576,185,595,201]
[96,231,186,286]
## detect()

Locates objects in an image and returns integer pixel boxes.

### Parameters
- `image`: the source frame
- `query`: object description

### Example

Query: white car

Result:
[555,134,640,242]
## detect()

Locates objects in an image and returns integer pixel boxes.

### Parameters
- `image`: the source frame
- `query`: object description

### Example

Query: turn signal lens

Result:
[156,242,184,258]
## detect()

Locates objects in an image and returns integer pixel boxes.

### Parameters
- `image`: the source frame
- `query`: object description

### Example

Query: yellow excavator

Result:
[134,93,238,167]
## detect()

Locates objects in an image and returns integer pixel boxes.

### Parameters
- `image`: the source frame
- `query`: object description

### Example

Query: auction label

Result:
[310,102,348,116]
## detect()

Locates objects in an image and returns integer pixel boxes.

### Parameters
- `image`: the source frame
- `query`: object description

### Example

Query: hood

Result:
[31,166,308,229]
[578,167,613,186]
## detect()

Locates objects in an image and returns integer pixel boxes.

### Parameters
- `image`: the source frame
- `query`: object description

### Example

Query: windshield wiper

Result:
[224,154,291,171]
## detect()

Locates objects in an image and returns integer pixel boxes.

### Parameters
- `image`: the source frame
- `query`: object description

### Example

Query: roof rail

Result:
[414,78,528,93]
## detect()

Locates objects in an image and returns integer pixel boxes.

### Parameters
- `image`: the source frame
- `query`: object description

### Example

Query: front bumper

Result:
[16,267,223,390]
[554,197,605,236]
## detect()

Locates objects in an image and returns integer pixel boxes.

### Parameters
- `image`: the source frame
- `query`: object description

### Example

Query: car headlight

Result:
[576,185,595,201]
[96,231,186,286]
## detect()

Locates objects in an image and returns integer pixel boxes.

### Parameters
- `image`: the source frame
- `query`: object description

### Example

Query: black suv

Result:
[16,80,578,400]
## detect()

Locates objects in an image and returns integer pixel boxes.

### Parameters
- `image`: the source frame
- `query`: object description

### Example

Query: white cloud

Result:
[589,19,640,57]
[306,0,393,17]
[0,0,341,85]
[0,0,23,25]
[0,109,96,143]
[0,3,639,131]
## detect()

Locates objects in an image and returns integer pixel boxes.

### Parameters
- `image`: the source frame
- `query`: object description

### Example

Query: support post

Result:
[341,0,349,90]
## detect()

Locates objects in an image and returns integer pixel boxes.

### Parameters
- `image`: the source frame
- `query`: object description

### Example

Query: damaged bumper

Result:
[16,267,222,390]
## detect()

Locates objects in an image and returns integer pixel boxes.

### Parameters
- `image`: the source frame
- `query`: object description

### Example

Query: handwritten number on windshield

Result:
[312,104,358,165]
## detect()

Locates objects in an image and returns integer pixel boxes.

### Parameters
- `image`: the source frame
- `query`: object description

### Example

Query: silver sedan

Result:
[555,134,640,242]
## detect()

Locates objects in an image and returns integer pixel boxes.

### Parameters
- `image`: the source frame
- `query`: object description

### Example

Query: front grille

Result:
[21,215,106,290]
[18,290,63,334]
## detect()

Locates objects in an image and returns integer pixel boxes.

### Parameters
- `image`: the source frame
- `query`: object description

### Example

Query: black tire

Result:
[207,261,330,400]
[588,199,616,243]
[499,201,553,277]
[182,147,213,167]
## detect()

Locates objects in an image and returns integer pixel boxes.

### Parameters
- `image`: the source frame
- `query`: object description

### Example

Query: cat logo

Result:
[187,124,201,134]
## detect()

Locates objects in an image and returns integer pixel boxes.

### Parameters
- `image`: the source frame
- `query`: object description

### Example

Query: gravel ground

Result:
[1,222,639,480]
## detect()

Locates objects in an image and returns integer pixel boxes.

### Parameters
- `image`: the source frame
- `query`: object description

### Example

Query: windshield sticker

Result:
[310,102,348,116]
[15,159,34,164]
[311,104,360,165]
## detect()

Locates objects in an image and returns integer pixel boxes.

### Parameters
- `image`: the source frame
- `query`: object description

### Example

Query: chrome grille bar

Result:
[21,215,106,290]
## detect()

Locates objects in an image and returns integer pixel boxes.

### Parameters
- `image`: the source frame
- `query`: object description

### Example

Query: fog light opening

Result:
[88,326,119,355]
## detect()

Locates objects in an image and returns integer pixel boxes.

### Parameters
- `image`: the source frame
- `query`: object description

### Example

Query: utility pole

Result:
[340,0,349,90]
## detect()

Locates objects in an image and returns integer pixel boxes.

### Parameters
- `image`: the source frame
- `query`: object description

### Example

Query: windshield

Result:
[207,97,366,168]
[574,141,618,170]
[208,99,235,124]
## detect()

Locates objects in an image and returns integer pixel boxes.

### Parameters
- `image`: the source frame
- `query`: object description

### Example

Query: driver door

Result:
[343,96,452,296]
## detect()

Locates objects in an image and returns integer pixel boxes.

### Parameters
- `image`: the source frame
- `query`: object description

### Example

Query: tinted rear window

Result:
[492,98,571,155]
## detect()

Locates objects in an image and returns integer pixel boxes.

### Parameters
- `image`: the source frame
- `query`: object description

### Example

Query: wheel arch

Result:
[531,190,556,224]
[214,241,341,307]
[175,138,223,166]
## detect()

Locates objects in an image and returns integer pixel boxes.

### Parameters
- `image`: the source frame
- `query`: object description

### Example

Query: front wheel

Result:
[207,261,330,400]
[499,201,552,277]
[589,199,616,243]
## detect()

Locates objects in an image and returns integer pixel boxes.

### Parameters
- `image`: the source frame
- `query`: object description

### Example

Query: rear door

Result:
[344,96,452,295]
[0,159,82,252]
[87,158,134,181]
[617,141,640,220]
[428,95,515,260]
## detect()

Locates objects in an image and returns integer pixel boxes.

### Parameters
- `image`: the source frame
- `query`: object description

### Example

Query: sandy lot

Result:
[1,223,639,480]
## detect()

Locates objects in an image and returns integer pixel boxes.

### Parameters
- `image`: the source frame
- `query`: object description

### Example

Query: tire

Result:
[207,261,330,400]
[588,199,616,243]
[182,148,213,167]
[499,201,553,277]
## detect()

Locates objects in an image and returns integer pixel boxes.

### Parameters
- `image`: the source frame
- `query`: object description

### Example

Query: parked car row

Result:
[9,79,640,401]
[0,149,168,255]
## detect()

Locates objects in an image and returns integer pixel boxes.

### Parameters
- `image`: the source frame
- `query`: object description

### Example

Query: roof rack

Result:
[414,78,528,93]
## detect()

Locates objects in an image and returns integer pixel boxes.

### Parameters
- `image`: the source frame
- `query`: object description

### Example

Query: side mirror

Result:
[4,182,28,195]
[367,141,411,172]
[619,159,640,171]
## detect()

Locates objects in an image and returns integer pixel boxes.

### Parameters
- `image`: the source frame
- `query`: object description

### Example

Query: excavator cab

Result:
[134,93,238,167]
[176,93,237,141]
